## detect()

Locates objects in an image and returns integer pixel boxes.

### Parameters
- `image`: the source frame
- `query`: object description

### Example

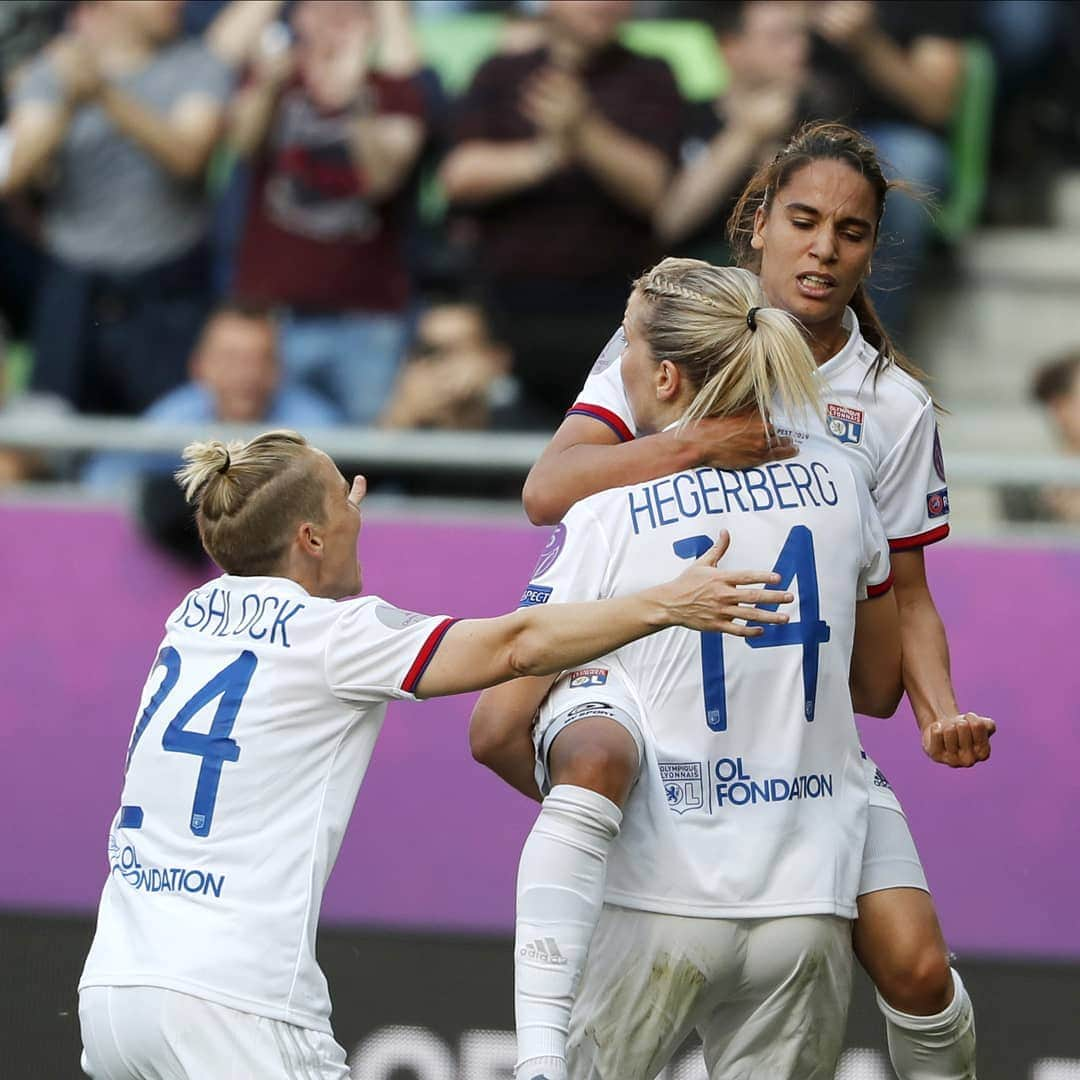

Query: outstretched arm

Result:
[416,531,791,700]
[892,548,996,766]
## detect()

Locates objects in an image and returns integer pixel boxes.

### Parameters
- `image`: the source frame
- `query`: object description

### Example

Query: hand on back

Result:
[676,413,798,471]
[658,529,793,637]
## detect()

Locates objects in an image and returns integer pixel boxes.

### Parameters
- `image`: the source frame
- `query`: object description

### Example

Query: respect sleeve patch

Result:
[519,584,553,607]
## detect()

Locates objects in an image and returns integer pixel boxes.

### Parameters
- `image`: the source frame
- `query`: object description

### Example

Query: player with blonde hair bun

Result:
[76,429,797,1080]
[473,258,903,1079]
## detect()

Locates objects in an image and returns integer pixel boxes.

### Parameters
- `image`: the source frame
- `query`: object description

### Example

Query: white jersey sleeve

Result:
[854,475,894,600]
[565,326,637,442]
[325,596,457,704]
[517,500,615,608]
[874,396,950,551]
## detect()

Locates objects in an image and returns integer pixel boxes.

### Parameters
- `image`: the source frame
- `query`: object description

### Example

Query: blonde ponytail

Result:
[633,259,819,428]
[175,430,327,575]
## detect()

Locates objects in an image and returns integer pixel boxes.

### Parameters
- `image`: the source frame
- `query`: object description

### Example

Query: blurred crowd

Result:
[0,0,1078,529]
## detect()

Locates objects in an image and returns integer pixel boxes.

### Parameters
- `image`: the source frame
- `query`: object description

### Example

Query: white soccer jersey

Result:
[521,444,893,918]
[569,309,949,551]
[79,575,456,1033]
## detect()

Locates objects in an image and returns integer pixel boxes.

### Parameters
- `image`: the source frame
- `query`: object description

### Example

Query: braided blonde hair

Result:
[175,430,327,575]
[633,258,820,427]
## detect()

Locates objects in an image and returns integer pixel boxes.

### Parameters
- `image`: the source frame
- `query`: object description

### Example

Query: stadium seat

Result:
[936,40,996,241]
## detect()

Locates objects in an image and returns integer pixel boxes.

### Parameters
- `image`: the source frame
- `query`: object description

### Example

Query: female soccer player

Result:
[76,430,793,1080]
[479,258,903,1080]
[472,123,993,1080]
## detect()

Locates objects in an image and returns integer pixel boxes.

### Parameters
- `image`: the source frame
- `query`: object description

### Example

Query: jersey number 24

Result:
[674,525,831,731]
[123,648,258,837]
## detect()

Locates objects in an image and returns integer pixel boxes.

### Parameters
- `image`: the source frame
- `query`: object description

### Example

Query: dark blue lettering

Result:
[628,487,657,535]
[653,479,679,526]
[248,596,279,640]
[718,470,750,512]
[233,594,262,635]
[695,468,725,515]
[810,462,838,505]
[183,591,206,628]
[672,473,702,518]
[743,468,775,511]
[788,463,819,507]
[270,601,305,648]
[766,463,799,509]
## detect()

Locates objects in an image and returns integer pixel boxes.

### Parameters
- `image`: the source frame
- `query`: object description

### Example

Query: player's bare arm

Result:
[417,530,791,699]
[522,413,798,526]
[849,589,903,718]
[892,549,996,767]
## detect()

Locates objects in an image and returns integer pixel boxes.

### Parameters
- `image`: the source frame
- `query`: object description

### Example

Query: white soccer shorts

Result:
[79,986,350,1080]
[859,753,930,896]
[566,904,854,1080]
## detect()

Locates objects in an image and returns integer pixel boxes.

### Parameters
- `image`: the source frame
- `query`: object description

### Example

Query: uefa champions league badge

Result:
[826,403,864,445]
[926,488,950,518]
[532,523,567,577]
[932,425,947,482]
[590,327,626,374]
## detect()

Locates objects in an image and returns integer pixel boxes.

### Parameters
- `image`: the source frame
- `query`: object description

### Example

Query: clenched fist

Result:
[922,712,996,768]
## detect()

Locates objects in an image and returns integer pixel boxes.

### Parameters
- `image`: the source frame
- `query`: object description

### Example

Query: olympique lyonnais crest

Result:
[826,403,864,446]
[659,762,705,814]
[568,667,608,688]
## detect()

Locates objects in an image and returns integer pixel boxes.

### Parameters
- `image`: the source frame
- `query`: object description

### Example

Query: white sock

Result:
[877,968,976,1080]
[513,784,622,1080]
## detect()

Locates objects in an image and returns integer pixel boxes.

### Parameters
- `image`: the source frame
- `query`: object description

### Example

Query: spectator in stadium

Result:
[440,0,685,428]
[82,300,340,493]
[4,0,231,416]
[0,0,67,342]
[656,0,811,263]
[1002,351,1080,524]
[807,0,972,338]
[378,296,547,433]
[228,0,427,426]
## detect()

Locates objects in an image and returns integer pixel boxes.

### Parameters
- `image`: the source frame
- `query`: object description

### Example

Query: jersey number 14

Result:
[674,525,831,731]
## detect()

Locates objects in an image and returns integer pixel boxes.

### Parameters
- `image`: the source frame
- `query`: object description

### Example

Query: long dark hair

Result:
[727,121,928,387]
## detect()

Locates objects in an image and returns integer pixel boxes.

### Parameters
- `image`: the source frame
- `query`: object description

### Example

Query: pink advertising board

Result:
[2,503,1077,958]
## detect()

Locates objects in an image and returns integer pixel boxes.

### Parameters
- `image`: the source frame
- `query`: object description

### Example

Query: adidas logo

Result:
[518,937,568,965]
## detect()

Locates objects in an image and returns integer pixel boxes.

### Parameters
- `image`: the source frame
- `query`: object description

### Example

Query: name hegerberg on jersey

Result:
[625,460,840,535]
[523,429,893,920]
